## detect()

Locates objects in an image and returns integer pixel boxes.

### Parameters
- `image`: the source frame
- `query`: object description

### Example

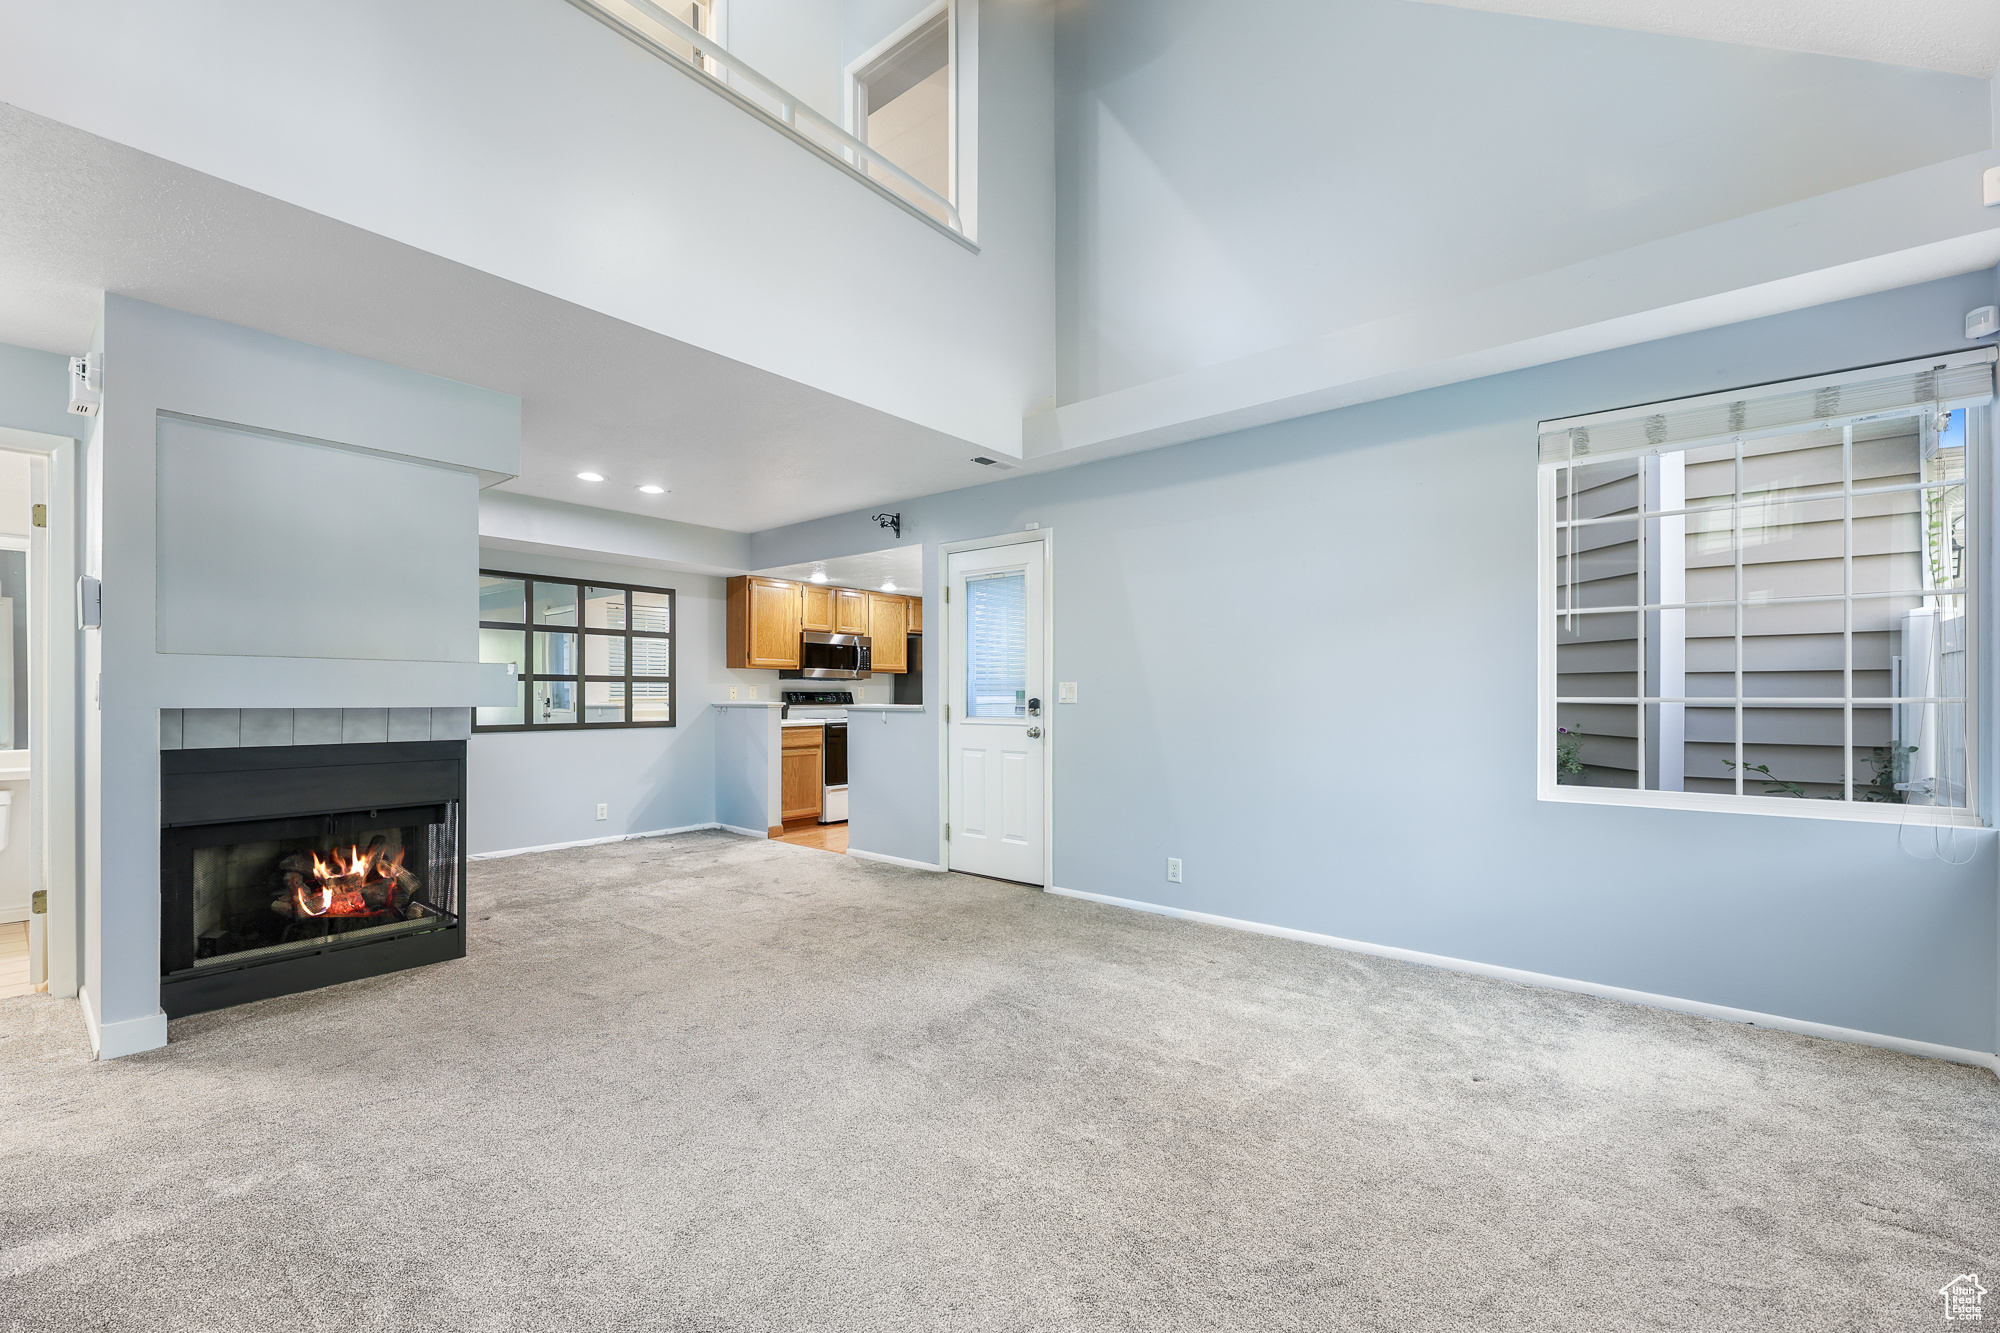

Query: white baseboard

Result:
[848,848,944,872]
[0,904,27,924]
[717,823,770,839]
[469,823,720,860]
[79,987,168,1061]
[1047,886,2000,1076]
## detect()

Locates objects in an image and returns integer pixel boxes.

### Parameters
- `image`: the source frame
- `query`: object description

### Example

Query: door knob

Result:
[1026,726,1042,739]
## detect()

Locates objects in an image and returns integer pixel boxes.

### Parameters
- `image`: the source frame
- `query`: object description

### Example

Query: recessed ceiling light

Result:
[638,484,665,494]
[576,471,604,482]
[808,570,827,583]
[880,580,897,592]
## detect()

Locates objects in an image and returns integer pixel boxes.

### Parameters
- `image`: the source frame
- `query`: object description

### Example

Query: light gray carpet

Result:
[1,831,1995,1331]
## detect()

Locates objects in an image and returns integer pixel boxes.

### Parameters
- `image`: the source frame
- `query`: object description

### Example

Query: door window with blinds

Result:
[1540,351,1992,823]
[475,571,675,732]
[964,571,1029,718]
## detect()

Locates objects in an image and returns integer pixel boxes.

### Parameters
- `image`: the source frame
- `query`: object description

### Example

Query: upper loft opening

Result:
[849,7,953,213]
[569,0,974,246]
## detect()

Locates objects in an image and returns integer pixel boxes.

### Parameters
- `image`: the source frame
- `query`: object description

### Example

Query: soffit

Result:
[756,544,923,592]
[0,104,1009,535]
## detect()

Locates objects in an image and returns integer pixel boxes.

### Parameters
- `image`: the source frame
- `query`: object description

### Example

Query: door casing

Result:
[935,528,1052,887]
[0,426,79,998]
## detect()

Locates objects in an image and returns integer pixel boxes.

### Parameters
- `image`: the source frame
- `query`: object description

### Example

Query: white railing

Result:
[565,0,965,237]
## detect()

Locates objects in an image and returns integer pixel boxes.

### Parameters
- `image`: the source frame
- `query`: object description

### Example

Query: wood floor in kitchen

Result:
[777,820,848,855]
[0,920,34,1000]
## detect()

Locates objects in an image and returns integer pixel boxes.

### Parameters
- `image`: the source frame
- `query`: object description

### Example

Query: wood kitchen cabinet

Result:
[800,582,833,633]
[868,592,909,673]
[834,587,870,635]
[907,596,922,634]
[726,576,800,669]
[781,726,823,821]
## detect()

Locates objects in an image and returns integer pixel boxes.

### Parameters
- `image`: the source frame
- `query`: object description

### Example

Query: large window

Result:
[1540,352,1992,824]
[476,571,674,732]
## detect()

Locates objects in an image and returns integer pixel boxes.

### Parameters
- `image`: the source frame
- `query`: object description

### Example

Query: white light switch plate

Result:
[1059,682,1078,703]
[1985,166,2000,207]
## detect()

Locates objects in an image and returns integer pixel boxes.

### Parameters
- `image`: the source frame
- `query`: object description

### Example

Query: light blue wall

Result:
[466,550,729,854]
[847,709,936,863]
[714,707,779,834]
[751,270,2000,1054]
[1055,0,1993,401]
[728,0,845,122]
[94,297,518,1050]
[842,0,940,67]
[0,341,81,439]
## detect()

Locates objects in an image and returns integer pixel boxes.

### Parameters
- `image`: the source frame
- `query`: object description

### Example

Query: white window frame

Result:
[1537,355,1992,827]
[843,0,966,226]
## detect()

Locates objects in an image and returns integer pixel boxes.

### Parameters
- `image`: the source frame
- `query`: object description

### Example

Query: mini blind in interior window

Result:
[965,571,1028,718]
[1539,351,1996,464]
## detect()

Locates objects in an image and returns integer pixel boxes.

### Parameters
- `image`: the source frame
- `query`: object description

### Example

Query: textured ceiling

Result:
[1412,0,2000,77]
[0,104,1010,535]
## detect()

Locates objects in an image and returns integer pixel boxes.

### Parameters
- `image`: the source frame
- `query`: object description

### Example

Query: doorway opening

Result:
[0,428,76,1005]
[747,543,925,857]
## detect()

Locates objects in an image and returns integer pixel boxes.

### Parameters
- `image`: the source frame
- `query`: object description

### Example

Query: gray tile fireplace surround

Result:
[160,708,473,750]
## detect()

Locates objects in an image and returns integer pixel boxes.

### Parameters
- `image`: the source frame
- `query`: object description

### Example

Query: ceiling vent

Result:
[970,456,1017,469]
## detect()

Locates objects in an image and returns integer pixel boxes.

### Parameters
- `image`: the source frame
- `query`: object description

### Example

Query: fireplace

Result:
[161,741,467,1018]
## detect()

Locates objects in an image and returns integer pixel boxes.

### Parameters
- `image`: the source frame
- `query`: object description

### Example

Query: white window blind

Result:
[1539,351,1995,465]
[965,570,1028,718]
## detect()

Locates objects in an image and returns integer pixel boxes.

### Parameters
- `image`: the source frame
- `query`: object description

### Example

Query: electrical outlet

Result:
[729,685,738,700]
[596,803,608,821]
[747,685,758,700]
[1166,857,1182,883]
[1059,682,1078,704]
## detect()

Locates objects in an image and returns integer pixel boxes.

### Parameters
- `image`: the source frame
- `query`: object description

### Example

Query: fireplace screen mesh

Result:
[183,803,459,969]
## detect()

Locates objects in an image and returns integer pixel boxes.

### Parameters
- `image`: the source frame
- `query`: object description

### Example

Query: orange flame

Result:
[293,843,407,918]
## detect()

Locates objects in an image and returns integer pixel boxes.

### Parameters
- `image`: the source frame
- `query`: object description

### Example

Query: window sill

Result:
[1540,782,1989,829]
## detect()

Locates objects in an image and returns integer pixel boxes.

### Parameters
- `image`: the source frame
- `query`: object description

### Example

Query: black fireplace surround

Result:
[160,741,467,1019]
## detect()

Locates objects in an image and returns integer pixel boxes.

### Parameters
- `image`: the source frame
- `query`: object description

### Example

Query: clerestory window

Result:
[1540,351,1993,824]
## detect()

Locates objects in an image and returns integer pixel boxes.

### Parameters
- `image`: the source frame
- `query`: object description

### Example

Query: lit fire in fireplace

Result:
[271,837,423,922]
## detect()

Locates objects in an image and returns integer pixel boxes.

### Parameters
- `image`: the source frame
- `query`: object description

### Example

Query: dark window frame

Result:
[475,569,676,733]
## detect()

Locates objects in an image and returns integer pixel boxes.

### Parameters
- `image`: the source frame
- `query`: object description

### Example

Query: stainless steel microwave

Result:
[782,631,872,680]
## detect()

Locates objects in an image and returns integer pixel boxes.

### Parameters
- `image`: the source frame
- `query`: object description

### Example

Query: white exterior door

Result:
[946,540,1045,884]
